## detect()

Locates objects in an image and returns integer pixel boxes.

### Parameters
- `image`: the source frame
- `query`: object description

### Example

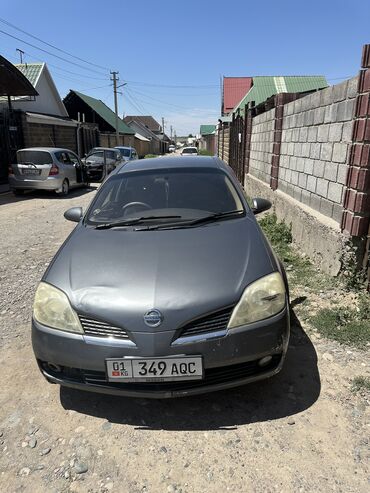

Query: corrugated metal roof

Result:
[223,77,253,115]
[15,63,44,87]
[200,124,216,135]
[234,76,328,114]
[72,90,134,134]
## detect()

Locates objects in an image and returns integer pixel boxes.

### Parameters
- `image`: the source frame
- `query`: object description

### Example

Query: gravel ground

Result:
[0,187,369,493]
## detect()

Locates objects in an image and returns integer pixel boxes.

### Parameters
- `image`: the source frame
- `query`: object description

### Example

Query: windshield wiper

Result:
[136,210,245,231]
[94,215,182,229]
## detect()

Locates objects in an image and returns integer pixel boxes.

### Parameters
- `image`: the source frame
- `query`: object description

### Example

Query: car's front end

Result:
[32,159,290,398]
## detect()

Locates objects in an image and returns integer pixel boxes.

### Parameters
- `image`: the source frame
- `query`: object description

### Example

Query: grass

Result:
[144,154,158,159]
[352,376,370,392]
[258,213,370,348]
[198,149,214,156]
[258,213,335,290]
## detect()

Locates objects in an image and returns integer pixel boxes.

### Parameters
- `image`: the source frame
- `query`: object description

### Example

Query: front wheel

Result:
[57,179,69,196]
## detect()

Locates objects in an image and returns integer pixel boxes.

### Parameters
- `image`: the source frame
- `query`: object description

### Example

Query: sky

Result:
[1,0,369,135]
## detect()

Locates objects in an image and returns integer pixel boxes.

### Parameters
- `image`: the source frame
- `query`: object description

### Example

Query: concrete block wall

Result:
[22,121,77,152]
[278,77,357,223]
[249,108,275,184]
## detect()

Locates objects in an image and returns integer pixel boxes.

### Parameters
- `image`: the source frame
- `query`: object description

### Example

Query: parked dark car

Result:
[32,156,289,398]
[9,147,88,196]
[82,147,122,182]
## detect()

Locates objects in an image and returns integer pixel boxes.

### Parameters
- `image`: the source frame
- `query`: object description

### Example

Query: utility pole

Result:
[170,125,173,142]
[161,117,165,136]
[111,71,120,146]
[16,48,24,64]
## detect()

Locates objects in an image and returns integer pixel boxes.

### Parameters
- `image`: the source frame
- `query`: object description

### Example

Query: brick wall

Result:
[278,78,357,223]
[249,108,275,184]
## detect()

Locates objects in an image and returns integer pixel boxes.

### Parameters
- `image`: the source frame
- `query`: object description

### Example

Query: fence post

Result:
[270,94,285,191]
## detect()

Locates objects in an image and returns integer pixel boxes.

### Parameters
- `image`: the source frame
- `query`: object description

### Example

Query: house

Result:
[123,115,170,154]
[233,75,328,115]
[0,60,83,187]
[123,117,162,156]
[199,125,216,154]
[63,90,135,151]
[222,77,253,116]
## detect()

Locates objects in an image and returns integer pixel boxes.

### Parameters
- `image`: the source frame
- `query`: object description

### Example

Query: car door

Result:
[68,151,83,184]
[55,151,77,186]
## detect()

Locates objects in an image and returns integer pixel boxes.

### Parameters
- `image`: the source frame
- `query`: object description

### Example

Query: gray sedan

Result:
[32,156,290,398]
[9,147,88,196]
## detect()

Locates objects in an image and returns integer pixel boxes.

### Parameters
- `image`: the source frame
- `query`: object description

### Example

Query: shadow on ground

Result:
[60,302,320,431]
[0,186,97,206]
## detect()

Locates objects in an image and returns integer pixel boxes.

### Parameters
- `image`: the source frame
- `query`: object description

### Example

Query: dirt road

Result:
[0,188,369,493]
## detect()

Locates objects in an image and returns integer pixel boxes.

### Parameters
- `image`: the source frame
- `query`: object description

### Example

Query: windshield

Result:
[117,148,131,157]
[17,150,53,165]
[182,148,197,154]
[86,167,244,225]
[86,152,104,163]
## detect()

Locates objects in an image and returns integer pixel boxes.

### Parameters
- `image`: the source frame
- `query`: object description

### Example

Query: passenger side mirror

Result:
[64,207,83,222]
[251,197,272,215]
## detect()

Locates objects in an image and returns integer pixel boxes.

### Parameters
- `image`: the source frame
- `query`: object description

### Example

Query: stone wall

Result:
[278,77,357,224]
[249,108,275,184]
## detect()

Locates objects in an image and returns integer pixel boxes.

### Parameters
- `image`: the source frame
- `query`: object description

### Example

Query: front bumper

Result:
[9,175,63,191]
[32,307,290,398]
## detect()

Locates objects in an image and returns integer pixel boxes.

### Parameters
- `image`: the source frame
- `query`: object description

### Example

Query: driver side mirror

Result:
[64,207,83,222]
[251,197,272,215]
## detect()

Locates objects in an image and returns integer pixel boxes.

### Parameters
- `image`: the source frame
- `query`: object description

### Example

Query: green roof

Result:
[200,124,216,135]
[72,90,134,135]
[15,63,43,87]
[234,76,328,114]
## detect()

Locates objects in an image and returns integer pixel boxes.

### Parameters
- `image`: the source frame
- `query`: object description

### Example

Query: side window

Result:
[56,152,72,164]
[68,152,80,165]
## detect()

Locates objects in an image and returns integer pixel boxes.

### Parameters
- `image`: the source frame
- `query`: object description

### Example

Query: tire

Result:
[12,189,25,196]
[57,179,69,196]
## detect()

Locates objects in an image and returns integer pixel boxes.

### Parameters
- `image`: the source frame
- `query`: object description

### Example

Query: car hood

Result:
[44,217,276,332]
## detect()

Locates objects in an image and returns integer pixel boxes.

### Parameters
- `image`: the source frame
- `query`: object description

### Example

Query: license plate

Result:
[22,168,40,175]
[106,356,203,382]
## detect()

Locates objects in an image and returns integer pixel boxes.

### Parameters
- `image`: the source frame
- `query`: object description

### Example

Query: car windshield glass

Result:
[86,152,104,162]
[117,148,131,157]
[86,167,244,225]
[106,151,116,160]
[17,150,52,165]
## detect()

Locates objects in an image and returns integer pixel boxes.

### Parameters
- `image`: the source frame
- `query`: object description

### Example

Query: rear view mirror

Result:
[64,207,83,222]
[251,197,272,215]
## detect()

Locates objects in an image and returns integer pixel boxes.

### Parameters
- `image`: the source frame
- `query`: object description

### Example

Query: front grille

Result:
[79,316,129,339]
[179,307,234,337]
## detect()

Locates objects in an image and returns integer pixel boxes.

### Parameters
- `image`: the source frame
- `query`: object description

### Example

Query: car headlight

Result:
[228,272,286,328]
[33,282,83,333]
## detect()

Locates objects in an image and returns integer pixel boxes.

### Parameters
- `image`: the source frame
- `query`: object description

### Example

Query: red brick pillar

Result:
[244,103,254,175]
[341,45,370,236]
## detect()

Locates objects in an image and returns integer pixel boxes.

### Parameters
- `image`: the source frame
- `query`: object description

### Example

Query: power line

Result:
[0,28,107,76]
[0,16,110,71]
[123,80,219,89]
[128,87,190,110]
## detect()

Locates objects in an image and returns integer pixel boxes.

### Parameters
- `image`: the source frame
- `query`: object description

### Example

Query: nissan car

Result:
[32,155,290,398]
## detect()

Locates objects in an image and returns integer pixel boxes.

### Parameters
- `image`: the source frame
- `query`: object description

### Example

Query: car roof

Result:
[116,155,226,174]
[115,146,134,150]
[18,147,74,153]
[91,147,118,151]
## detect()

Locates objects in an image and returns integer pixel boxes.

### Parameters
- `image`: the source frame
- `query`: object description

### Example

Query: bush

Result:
[144,154,158,159]
[198,149,214,156]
